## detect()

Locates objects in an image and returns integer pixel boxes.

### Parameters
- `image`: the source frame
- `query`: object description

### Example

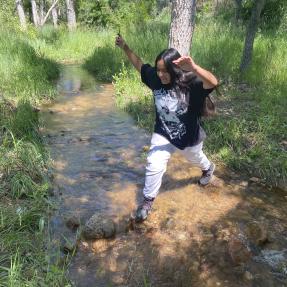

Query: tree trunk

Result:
[39,0,45,25]
[52,5,58,27]
[168,0,197,56]
[234,0,243,22]
[15,0,27,30]
[31,0,39,27]
[65,0,76,31]
[240,0,266,72]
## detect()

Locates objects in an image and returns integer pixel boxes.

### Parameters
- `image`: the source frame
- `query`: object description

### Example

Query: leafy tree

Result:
[77,0,112,27]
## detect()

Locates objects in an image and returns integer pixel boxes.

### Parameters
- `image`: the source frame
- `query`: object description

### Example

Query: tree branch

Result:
[40,0,60,26]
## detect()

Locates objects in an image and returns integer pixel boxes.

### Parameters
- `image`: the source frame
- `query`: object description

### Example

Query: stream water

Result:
[41,65,287,287]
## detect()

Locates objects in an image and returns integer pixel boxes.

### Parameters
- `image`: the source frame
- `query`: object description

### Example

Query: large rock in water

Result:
[228,233,253,265]
[82,214,116,240]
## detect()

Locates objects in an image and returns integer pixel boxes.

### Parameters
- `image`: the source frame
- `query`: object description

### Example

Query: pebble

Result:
[239,181,249,187]
[250,177,260,183]
[244,271,254,280]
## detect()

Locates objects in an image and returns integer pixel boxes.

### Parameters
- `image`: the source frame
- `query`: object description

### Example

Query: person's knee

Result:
[146,154,167,173]
[188,150,203,160]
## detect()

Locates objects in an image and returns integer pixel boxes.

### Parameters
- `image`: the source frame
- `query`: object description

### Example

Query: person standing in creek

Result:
[115,34,218,222]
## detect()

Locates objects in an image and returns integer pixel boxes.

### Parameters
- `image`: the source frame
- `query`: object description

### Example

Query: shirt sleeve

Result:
[141,63,156,89]
[189,77,214,114]
[192,77,214,98]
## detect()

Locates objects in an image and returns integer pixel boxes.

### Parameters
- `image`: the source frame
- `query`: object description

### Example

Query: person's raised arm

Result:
[173,56,218,89]
[115,35,143,73]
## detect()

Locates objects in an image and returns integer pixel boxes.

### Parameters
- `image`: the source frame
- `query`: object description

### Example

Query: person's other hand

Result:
[115,34,126,49]
[173,56,197,72]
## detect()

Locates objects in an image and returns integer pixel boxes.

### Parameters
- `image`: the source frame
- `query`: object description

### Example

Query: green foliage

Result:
[0,1,18,29]
[0,17,69,286]
[0,101,49,199]
[0,28,59,104]
[31,25,112,63]
[215,0,287,32]
[113,64,155,130]
[83,21,168,80]
[77,0,113,27]
[113,0,157,28]
[0,99,71,285]
[76,0,157,29]
[83,44,125,82]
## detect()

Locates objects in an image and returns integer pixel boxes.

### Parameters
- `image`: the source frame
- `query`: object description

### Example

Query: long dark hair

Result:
[155,48,194,92]
[155,48,215,117]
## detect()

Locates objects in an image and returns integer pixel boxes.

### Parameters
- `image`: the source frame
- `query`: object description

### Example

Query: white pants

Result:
[143,133,211,199]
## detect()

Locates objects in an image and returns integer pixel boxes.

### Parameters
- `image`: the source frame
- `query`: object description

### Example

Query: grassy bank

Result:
[85,20,286,187]
[29,25,113,64]
[0,20,70,285]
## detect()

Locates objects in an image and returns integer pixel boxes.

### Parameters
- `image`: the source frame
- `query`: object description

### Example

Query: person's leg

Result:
[179,142,215,185]
[136,133,174,221]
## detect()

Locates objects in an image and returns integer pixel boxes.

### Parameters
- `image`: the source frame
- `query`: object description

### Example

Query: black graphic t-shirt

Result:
[141,63,213,150]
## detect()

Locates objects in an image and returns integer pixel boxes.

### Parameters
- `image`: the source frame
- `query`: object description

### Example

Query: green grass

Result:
[0,19,70,285]
[0,100,71,286]
[0,28,60,105]
[30,25,114,64]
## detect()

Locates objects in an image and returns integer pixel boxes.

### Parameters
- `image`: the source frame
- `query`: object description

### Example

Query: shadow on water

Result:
[42,65,287,287]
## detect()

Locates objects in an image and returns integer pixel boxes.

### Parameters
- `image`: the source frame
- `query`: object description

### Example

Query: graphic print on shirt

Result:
[154,88,188,140]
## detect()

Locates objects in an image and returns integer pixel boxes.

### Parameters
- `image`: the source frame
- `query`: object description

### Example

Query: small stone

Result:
[142,145,149,152]
[239,181,248,187]
[164,217,176,230]
[177,232,188,241]
[244,271,253,281]
[277,180,287,192]
[80,241,89,249]
[250,177,260,183]
[228,235,253,265]
[189,261,200,271]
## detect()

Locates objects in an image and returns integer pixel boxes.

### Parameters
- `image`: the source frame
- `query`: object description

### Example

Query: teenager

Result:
[115,35,218,222]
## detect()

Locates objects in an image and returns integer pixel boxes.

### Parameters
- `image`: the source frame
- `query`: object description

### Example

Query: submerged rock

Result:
[82,214,116,240]
[65,214,81,230]
[244,221,268,246]
[228,233,253,265]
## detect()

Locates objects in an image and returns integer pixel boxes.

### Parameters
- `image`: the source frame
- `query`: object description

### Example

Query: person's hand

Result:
[115,34,126,49]
[172,56,198,72]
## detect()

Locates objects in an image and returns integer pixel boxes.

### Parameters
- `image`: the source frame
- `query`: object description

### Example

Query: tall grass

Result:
[30,25,113,64]
[0,28,59,105]
[0,99,71,286]
[0,18,70,285]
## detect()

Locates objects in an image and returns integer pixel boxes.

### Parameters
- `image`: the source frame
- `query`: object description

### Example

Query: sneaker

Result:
[198,162,215,186]
[135,197,154,222]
